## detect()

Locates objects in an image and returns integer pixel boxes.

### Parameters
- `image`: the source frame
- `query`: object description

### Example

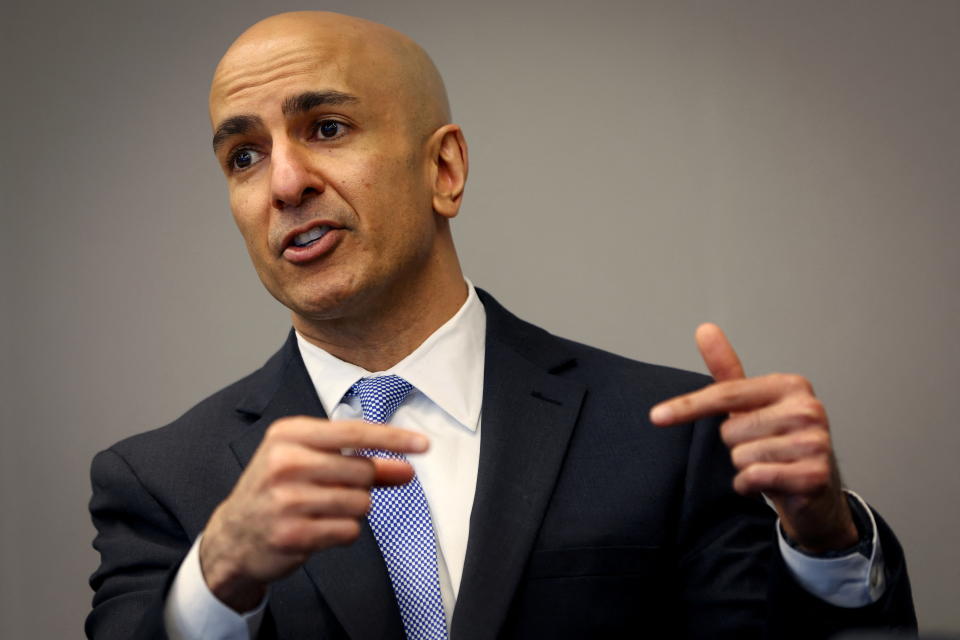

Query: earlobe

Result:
[432,125,469,219]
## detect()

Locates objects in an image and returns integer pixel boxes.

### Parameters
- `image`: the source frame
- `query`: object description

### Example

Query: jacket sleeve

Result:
[677,415,917,639]
[87,448,185,640]
[766,508,917,639]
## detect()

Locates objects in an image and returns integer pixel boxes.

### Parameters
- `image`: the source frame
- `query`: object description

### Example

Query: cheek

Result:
[229,186,269,248]
[358,154,422,205]
[337,155,381,192]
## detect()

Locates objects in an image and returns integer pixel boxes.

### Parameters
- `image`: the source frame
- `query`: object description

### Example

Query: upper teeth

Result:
[293,225,331,247]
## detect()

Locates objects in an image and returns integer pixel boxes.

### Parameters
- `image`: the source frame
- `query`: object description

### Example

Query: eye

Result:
[227,147,263,172]
[314,119,348,140]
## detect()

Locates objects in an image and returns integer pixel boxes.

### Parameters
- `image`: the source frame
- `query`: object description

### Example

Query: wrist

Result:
[781,492,870,557]
[199,525,268,613]
[783,519,859,555]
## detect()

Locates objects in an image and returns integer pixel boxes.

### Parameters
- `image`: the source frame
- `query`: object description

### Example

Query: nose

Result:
[270,142,323,210]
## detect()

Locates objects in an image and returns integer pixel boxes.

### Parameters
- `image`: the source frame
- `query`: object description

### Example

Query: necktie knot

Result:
[345,375,414,424]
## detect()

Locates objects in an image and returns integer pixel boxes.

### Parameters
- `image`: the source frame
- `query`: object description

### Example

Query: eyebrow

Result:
[212,115,263,153]
[211,91,360,153]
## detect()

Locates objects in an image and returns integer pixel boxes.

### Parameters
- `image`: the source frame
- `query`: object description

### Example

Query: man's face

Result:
[209,29,441,322]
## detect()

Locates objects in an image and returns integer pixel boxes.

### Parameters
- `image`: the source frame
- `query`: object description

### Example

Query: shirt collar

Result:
[295,279,486,433]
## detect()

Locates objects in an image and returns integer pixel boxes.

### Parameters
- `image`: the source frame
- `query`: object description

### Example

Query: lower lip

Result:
[282,229,344,264]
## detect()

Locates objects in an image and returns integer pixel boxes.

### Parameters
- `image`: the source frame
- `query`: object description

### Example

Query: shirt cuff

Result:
[163,534,267,640]
[775,490,886,608]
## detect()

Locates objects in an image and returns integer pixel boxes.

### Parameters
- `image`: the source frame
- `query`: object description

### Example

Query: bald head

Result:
[204,11,470,351]
[211,12,450,139]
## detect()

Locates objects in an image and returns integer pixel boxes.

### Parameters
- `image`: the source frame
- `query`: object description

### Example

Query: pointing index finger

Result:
[649,323,746,426]
[649,376,783,426]
[272,417,429,454]
[696,323,745,382]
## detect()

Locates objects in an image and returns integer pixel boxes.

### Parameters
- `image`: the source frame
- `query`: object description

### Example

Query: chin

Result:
[274,278,372,322]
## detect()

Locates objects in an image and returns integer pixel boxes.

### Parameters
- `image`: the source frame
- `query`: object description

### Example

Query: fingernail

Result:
[409,435,429,452]
[650,404,673,425]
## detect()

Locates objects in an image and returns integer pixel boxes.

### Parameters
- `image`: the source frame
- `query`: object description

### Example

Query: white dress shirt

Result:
[164,280,882,639]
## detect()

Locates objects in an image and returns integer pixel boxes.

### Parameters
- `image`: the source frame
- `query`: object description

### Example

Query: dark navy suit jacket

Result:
[87,290,916,638]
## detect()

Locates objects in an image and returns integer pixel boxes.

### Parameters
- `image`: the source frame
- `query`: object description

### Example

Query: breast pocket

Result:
[501,546,680,639]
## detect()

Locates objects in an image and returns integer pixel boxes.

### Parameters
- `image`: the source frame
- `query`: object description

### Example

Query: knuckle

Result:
[311,451,337,477]
[730,444,749,469]
[267,520,305,552]
[758,444,779,464]
[719,421,737,447]
[772,373,809,393]
[768,466,786,488]
[268,484,291,504]
[269,486,302,512]
[737,466,763,493]
[263,445,294,477]
[743,464,764,485]
[336,520,362,543]
[801,430,831,455]
[717,386,740,406]
[769,372,790,388]
[339,456,375,486]
[359,459,377,484]
[720,417,745,446]
[350,490,372,515]
[266,417,296,439]
[788,374,813,394]
[732,471,748,494]
[264,420,284,439]
[315,520,362,547]
[331,489,370,516]
[801,465,830,491]
[324,489,349,511]
[740,464,760,488]
[795,398,826,424]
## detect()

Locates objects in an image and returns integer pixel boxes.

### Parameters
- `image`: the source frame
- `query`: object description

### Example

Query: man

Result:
[87,11,916,639]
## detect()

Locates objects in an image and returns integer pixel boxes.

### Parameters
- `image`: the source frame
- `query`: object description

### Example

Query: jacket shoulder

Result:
[552,332,710,395]
[478,288,710,397]
[107,366,262,459]
[98,334,292,491]
[90,343,292,537]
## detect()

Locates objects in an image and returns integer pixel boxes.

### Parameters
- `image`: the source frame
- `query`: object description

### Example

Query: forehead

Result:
[209,31,398,123]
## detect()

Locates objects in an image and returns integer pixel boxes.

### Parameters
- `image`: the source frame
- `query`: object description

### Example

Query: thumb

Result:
[695,323,745,382]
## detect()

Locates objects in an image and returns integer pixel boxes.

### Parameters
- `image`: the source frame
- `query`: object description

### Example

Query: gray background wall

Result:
[3,0,958,636]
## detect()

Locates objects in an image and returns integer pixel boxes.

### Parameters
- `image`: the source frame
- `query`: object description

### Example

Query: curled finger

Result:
[720,398,828,447]
[732,458,832,496]
[274,485,372,518]
[730,429,832,469]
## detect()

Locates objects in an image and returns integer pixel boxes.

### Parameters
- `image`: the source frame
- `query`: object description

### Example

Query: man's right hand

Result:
[198,416,429,612]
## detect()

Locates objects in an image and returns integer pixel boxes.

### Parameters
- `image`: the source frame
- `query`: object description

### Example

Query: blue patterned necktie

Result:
[345,375,448,640]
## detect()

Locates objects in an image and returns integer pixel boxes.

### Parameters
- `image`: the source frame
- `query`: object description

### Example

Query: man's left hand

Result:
[650,323,859,554]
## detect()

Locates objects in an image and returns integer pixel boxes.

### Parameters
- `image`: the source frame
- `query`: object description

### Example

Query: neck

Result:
[292,260,467,372]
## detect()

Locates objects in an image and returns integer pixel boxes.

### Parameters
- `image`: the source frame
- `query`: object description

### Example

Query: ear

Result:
[429,124,469,219]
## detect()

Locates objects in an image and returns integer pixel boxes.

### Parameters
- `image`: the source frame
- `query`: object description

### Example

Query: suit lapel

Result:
[452,324,586,640]
[229,333,404,640]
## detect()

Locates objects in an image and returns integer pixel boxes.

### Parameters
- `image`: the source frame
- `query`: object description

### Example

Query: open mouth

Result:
[291,225,333,249]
